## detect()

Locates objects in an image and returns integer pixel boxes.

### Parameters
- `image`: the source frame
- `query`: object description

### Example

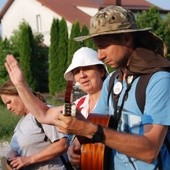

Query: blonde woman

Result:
[0,80,68,170]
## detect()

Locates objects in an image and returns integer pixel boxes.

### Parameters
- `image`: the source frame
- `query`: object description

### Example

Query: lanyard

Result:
[113,73,137,129]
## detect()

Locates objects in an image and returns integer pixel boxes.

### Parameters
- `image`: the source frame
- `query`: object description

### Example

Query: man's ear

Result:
[123,33,133,47]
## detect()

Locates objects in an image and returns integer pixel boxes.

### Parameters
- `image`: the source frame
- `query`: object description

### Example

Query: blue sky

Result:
[146,0,170,10]
[0,0,6,10]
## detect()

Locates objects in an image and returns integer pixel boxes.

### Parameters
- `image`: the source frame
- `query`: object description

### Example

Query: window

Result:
[36,14,42,32]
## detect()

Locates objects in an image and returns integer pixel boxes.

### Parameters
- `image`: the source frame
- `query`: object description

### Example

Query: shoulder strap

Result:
[60,155,74,170]
[35,118,48,142]
[135,73,155,113]
[108,69,120,104]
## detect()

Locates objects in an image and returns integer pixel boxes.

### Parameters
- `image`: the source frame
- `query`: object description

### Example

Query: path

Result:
[0,141,10,170]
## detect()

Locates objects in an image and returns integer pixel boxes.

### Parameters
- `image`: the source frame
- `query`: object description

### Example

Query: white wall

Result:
[1,0,72,46]
[77,6,98,17]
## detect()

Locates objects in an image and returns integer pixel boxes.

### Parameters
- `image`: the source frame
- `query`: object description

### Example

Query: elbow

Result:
[36,116,48,124]
[142,148,158,164]
[35,108,51,124]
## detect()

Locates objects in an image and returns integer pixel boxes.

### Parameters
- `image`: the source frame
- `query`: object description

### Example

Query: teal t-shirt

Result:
[94,71,170,170]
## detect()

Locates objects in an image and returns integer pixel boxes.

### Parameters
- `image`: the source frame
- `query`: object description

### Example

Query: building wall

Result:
[1,0,73,46]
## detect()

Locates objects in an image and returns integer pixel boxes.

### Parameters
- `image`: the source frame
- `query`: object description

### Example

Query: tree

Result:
[19,21,37,90]
[136,7,163,36]
[81,24,96,50]
[0,39,16,84]
[34,33,49,92]
[68,21,82,67]
[49,18,60,95]
[136,7,170,59]
[162,13,170,59]
[58,18,69,90]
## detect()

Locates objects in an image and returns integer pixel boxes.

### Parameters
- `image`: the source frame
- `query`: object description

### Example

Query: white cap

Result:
[64,47,108,81]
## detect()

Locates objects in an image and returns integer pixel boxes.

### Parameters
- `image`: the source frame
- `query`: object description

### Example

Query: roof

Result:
[0,0,13,23]
[0,0,169,25]
[36,0,92,26]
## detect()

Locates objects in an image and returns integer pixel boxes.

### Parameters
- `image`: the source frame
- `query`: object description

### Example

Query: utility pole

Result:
[102,0,122,6]
[116,0,121,6]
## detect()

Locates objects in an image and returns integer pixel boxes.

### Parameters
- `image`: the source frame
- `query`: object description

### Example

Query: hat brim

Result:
[64,63,108,81]
[74,28,151,41]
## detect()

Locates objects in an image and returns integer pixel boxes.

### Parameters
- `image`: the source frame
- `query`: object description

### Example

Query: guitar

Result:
[81,114,113,170]
[64,81,113,170]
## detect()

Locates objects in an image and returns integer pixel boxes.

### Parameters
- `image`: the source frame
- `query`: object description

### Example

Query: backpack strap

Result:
[164,135,170,153]
[108,69,120,105]
[135,73,155,113]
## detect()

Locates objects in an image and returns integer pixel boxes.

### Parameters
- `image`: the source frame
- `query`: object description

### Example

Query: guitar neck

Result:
[64,81,94,143]
[64,81,73,116]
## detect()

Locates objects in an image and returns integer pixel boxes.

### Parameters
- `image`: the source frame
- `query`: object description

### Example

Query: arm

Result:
[5,54,61,124]
[67,137,81,166]
[103,123,167,163]
[55,112,168,163]
[8,138,68,169]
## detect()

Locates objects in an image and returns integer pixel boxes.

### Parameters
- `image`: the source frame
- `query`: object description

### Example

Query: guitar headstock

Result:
[63,81,75,116]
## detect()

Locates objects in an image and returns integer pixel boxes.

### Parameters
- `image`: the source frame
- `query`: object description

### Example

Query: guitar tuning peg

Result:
[71,103,76,116]
[63,103,71,116]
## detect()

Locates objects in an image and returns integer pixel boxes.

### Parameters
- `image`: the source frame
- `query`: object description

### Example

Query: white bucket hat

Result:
[64,47,108,81]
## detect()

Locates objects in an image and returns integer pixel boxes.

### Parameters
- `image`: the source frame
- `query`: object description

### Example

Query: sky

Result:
[0,0,7,11]
[0,0,170,11]
[146,0,170,10]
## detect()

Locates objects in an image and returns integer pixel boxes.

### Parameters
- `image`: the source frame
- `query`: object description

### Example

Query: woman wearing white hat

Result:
[64,47,108,167]
[64,47,108,118]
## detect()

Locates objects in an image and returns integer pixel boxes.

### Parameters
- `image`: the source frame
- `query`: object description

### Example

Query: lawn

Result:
[0,105,21,141]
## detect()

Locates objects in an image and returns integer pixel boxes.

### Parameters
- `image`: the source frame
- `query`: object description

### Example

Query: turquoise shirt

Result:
[93,71,170,170]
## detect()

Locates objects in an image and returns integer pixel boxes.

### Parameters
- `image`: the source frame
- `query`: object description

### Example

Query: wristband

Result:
[91,125,104,143]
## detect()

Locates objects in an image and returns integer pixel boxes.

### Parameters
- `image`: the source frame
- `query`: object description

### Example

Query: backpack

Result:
[108,70,170,169]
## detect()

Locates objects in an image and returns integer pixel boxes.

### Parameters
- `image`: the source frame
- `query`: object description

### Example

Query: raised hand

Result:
[5,55,25,86]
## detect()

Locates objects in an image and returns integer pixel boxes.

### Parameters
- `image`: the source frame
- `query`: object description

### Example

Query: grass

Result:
[0,105,21,141]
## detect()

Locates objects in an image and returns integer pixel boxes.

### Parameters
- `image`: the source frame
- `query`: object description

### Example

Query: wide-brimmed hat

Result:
[64,47,108,81]
[74,6,166,57]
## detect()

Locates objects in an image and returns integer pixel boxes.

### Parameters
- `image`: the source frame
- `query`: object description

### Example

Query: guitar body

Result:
[80,114,114,170]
